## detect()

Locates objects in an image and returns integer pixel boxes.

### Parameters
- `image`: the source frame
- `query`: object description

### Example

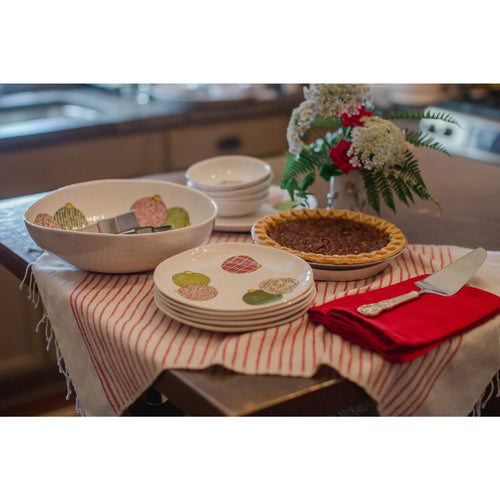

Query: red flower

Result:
[329,139,358,175]
[341,105,373,127]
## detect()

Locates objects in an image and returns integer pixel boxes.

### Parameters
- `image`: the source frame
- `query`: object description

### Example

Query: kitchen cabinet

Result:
[166,115,289,170]
[0,132,166,200]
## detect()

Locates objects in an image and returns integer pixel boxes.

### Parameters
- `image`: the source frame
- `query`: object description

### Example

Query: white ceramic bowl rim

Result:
[24,179,218,239]
[186,155,272,191]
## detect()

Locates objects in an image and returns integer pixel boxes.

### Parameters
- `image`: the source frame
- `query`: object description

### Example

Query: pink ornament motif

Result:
[131,195,168,227]
[222,255,261,274]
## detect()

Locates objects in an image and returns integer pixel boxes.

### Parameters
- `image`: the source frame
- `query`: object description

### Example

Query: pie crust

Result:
[251,208,407,265]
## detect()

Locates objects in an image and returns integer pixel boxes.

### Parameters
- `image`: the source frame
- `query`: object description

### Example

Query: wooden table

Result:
[0,174,376,416]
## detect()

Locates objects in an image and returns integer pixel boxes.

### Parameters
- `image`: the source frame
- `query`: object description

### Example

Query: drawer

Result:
[166,115,290,170]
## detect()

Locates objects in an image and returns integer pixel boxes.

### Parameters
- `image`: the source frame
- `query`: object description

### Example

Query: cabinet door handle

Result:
[217,136,241,151]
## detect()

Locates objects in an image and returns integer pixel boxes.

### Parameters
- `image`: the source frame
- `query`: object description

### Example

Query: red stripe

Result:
[266,327,281,371]
[160,321,188,364]
[186,330,204,366]
[338,337,345,372]
[366,351,374,386]
[375,362,395,397]
[346,341,353,376]
[198,331,216,366]
[378,358,425,412]
[112,276,152,395]
[255,329,269,371]
[89,274,132,404]
[70,273,120,413]
[76,274,125,407]
[231,334,241,367]
[150,316,175,370]
[277,322,295,372]
[123,286,158,388]
[79,274,129,408]
[369,358,387,393]
[133,301,162,379]
[173,326,194,364]
[141,311,167,373]
[105,275,143,395]
[408,337,463,415]
[328,329,335,363]
[287,316,307,375]
[388,347,442,415]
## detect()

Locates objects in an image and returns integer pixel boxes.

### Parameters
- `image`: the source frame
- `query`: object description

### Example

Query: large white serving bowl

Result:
[24,179,218,274]
[186,155,272,192]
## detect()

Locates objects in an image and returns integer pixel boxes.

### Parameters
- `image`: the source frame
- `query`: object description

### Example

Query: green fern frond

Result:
[361,169,381,215]
[283,150,317,183]
[376,171,396,213]
[380,109,460,126]
[388,172,414,206]
[404,129,451,156]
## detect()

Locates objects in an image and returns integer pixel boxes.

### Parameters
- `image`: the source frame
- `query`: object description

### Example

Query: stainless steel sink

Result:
[0,102,101,125]
[0,88,125,139]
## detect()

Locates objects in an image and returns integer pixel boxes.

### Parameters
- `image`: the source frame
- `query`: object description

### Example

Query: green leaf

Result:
[299,172,316,191]
[376,171,396,213]
[361,169,381,215]
[379,109,461,126]
[405,129,450,156]
[311,116,343,128]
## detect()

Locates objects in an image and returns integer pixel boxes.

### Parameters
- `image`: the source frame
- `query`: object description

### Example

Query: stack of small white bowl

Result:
[185,155,273,217]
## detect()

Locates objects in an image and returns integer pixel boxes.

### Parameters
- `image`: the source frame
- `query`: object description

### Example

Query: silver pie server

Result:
[357,247,487,317]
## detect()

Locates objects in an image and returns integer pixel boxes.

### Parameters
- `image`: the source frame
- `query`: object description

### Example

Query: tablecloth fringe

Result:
[21,264,87,417]
[471,371,500,416]
[19,262,40,308]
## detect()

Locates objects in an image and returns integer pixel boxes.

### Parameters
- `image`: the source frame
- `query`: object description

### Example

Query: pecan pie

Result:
[251,208,406,265]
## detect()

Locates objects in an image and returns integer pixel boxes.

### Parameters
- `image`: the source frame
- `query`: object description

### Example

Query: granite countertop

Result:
[0,85,301,153]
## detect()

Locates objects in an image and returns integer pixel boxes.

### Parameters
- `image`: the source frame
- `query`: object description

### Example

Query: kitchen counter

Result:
[0,86,301,153]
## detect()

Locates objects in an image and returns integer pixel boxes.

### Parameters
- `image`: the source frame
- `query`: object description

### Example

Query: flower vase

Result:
[326,170,368,213]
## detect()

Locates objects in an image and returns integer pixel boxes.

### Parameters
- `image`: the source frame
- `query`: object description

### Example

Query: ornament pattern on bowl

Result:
[34,195,191,232]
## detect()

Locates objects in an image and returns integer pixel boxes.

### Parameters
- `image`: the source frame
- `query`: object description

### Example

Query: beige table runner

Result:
[29,232,500,416]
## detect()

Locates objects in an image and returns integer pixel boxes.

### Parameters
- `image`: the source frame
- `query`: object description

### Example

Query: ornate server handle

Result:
[357,290,421,317]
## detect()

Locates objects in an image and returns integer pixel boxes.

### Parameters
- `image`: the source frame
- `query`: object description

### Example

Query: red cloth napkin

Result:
[308,275,500,363]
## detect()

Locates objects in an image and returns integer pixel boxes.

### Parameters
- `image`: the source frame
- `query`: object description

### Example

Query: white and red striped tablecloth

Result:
[31,231,500,416]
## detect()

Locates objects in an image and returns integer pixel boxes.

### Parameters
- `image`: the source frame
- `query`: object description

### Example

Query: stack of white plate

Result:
[185,155,273,217]
[153,243,316,333]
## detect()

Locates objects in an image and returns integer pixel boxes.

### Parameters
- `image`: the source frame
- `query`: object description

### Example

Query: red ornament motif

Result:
[329,139,360,175]
[340,105,373,127]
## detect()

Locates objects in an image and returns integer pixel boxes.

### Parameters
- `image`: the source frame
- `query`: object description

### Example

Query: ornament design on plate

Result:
[54,203,88,230]
[172,271,217,301]
[172,270,211,287]
[221,255,261,274]
[242,289,282,306]
[259,277,299,295]
[177,284,218,301]
[34,213,62,229]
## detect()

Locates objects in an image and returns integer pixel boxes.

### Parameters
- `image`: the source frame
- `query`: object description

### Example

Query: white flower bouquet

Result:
[282,84,458,214]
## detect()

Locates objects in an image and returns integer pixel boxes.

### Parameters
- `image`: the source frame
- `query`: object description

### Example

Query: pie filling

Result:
[251,208,407,266]
[268,217,390,256]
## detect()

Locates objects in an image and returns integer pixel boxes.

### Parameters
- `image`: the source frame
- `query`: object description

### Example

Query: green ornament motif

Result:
[242,289,282,306]
[172,271,210,287]
[165,207,190,229]
[54,203,87,230]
